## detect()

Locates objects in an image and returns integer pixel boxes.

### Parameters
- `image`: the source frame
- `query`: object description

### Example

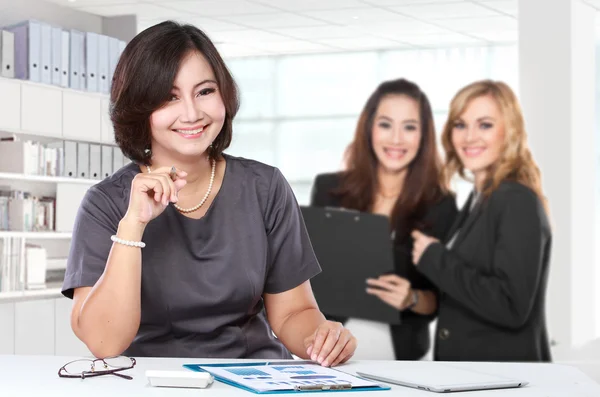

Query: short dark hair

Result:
[110,21,239,165]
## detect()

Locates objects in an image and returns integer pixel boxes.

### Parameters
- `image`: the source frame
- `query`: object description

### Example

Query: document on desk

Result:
[183,361,390,394]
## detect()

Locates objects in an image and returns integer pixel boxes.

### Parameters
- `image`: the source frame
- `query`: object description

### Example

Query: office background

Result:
[0,0,598,380]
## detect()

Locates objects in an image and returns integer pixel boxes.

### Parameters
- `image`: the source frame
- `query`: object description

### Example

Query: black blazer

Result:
[310,172,458,360]
[417,181,552,362]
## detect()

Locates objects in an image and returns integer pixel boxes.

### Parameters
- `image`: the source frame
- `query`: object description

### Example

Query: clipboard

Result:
[183,361,390,394]
[300,206,400,324]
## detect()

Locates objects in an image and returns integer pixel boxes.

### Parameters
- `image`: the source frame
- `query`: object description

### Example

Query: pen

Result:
[294,383,352,391]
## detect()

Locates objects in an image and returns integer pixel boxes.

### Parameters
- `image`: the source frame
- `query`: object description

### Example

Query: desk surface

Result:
[1,355,598,396]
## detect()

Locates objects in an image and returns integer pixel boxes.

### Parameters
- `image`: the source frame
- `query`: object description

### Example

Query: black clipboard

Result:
[301,206,400,325]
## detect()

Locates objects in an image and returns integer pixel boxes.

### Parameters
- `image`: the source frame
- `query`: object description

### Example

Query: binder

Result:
[5,20,41,82]
[101,145,113,178]
[183,361,390,394]
[0,30,15,78]
[60,30,69,88]
[89,144,101,179]
[51,26,62,86]
[108,37,120,90]
[78,31,86,90]
[85,32,99,92]
[64,141,77,177]
[300,206,400,324]
[69,29,82,90]
[97,34,109,94]
[77,142,90,179]
[40,22,52,84]
[112,146,123,173]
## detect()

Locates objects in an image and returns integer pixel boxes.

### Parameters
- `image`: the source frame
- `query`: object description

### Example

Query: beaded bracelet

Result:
[110,235,146,248]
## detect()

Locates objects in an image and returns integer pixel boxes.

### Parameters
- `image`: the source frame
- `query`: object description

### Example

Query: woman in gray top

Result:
[62,21,357,367]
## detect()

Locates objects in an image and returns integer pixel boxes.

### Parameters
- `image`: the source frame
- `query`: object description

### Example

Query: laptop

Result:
[300,206,400,324]
[356,364,528,393]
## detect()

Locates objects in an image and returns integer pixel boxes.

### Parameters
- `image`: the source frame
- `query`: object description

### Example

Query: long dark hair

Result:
[111,20,240,165]
[335,78,448,239]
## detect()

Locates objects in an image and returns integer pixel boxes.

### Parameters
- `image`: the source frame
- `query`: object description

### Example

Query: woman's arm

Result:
[70,168,186,358]
[412,289,437,315]
[264,281,356,367]
[367,195,455,317]
[366,275,437,315]
[415,188,549,329]
[71,218,145,358]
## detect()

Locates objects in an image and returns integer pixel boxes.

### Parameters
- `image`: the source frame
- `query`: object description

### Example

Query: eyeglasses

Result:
[58,356,136,380]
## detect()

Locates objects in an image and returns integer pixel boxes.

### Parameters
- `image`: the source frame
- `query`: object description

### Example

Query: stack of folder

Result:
[0,19,127,94]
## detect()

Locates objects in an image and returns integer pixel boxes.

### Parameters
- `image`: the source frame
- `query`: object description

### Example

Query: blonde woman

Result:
[411,80,552,362]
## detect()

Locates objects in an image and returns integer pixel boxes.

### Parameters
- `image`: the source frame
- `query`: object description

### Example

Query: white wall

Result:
[519,0,598,354]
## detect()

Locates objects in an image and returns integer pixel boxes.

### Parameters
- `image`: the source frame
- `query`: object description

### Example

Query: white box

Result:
[62,91,102,142]
[25,244,46,289]
[21,84,62,137]
[55,183,89,232]
[0,78,21,131]
[0,141,37,174]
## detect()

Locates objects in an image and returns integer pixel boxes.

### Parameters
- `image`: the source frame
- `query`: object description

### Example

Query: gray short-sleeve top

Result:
[62,154,321,359]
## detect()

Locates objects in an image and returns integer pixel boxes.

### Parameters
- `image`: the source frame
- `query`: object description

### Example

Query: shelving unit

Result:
[0,231,72,239]
[0,172,98,185]
[0,76,111,310]
[0,287,62,302]
[0,2,136,357]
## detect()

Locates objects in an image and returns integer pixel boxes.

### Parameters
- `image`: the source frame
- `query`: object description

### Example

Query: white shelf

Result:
[0,231,72,239]
[0,76,115,145]
[0,288,62,302]
[0,172,98,185]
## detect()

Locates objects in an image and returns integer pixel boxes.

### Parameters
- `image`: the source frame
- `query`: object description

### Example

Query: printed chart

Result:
[199,363,379,392]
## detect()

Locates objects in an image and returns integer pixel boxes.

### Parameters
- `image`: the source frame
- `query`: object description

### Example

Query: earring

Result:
[144,148,151,156]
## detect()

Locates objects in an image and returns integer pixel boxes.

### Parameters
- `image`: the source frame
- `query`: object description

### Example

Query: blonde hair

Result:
[441,80,548,213]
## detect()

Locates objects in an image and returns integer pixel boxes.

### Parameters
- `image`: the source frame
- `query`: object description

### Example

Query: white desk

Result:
[0,355,598,396]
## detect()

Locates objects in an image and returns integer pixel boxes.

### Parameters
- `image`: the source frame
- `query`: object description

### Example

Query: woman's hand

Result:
[411,230,439,265]
[366,274,413,310]
[304,321,356,367]
[123,166,188,225]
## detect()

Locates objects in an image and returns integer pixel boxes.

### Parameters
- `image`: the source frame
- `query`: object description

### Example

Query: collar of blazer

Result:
[445,190,485,249]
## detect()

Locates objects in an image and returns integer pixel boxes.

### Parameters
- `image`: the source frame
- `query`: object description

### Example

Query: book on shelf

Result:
[0,237,23,292]
[0,139,63,177]
[0,241,52,292]
[0,137,123,181]
[0,188,56,231]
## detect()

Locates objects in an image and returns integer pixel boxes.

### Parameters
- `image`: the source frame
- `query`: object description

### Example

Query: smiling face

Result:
[371,94,421,174]
[149,50,226,161]
[451,94,505,180]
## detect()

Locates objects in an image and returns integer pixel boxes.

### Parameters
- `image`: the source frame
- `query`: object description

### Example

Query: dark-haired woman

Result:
[310,79,457,360]
[62,21,356,367]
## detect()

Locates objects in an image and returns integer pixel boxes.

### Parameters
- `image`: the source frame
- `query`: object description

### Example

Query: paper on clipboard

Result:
[184,361,388,394]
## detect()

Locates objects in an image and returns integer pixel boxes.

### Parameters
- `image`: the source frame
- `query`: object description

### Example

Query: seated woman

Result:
[62,21,356,368]
[412,80,552,362]
[310,78,458,360]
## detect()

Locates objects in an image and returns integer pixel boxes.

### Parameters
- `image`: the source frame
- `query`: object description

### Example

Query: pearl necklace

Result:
[146,159,216,213]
